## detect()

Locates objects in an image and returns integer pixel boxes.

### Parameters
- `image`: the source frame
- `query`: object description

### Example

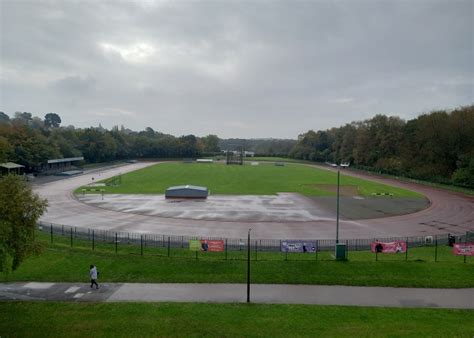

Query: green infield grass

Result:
[1,302,472,338]
[78,162,422,197]
[3,232,472,288]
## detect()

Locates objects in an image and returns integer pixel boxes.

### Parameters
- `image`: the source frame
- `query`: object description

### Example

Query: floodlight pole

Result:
[247,228,251,303]
[336,167,340,244]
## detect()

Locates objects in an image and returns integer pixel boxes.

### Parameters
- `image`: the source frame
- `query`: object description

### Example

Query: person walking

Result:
[90,264,99,289]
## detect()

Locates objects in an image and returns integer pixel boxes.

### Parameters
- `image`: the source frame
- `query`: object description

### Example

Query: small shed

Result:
[38,157,84,174]
[0,162,25,175]
[165,185,209,199]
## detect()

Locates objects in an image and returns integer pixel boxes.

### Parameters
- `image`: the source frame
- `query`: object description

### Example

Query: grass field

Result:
[4,232,472,288]
[79,162,422,197]
[1,302,472,338]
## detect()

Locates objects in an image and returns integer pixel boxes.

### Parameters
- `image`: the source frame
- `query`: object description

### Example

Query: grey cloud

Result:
[51,75,97,94]
[1,0,472,138]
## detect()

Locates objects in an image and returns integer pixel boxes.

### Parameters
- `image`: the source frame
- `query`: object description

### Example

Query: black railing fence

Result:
[37,221,473,262]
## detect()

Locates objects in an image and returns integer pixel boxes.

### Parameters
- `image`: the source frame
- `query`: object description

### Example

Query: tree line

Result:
[289,105,474,188]
[1,106,473,188]
[0,112,221,170]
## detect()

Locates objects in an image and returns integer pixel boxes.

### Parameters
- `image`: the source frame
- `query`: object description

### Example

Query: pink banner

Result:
[200,240,224,252]
[453,243,474,256]
[371,241,406,254]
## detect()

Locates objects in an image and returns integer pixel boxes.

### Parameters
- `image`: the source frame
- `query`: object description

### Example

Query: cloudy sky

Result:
[1,0,472,138]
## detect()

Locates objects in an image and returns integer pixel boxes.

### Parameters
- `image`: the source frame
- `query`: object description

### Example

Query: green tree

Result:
[0,112,10,123]
[0,175,47,274]
[0,136,13,163]
[44,113,61,128]
[201,134,220,153]
[13,112,32,123]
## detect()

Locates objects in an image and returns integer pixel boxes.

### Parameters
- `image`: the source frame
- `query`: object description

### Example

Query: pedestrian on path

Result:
[90,264,99,289]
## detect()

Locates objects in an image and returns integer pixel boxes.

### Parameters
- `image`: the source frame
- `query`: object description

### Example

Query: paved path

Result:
[1,282,473,309]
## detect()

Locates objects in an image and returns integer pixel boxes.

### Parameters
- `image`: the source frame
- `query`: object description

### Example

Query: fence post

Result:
[346,240,349,260]
[405,238,408,261]
[115,232,118,254]
[167,236,170,257]
[70,227,73,247]
[50,224,53,244]
[315,240,318,261]
[255,240,258,261]
[181,236,184,248]
[465,232,468,263]
[435,235,438,262]
[140,235,143,256]
[92,230,95,250]
[225,239,228,260]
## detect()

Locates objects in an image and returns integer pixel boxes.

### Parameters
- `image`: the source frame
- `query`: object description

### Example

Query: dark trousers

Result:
[90,279,99,288]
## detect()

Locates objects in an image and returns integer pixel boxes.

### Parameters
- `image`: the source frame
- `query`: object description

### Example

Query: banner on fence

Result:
[189,239,224,252]
[189,240,201,251]
[452,243,474,256]
[281,240,317,253]
[371,241,406,254]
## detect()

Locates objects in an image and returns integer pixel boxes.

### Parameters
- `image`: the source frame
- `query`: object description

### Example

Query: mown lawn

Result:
[78,162,422,197]
[3,233,472,288]
[1,302,472,338]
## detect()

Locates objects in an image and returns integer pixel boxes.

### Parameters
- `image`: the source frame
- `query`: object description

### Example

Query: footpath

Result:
[1,282,473,309]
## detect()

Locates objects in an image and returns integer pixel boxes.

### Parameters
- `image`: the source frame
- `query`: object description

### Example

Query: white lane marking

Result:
[24,282,55,289]
[65,286,81,293]
[73,293,84,298]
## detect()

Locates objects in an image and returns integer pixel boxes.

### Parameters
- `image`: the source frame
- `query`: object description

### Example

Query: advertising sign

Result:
[453,243,474,256]
[189,239,224,252]
[189,240,201,251]
[371,241,406,254]
[281,240,317,253]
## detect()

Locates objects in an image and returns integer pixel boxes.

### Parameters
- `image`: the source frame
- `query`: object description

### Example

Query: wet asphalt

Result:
[1,282,473,309]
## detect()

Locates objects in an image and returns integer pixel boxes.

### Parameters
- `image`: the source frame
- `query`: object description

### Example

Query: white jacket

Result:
[90,266,98,279]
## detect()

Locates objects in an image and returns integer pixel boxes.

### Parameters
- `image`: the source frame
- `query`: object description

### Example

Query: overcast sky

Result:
[1,0,472,138]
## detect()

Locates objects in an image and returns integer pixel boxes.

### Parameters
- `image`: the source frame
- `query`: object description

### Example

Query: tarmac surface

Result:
[33,161,474,239]
[1,282,473,309]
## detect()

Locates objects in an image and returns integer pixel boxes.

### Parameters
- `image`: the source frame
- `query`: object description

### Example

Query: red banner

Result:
[371,241,406,254]
[200,240,224,252]
[453,243,474,256]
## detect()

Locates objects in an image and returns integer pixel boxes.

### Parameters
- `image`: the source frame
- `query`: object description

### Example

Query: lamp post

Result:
[247,228,251,303]
[334,165,347,260]
[336,167,340,244]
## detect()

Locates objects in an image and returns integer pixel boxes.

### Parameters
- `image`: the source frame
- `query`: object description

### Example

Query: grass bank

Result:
[0,302,472,338]
[4,234,472,288]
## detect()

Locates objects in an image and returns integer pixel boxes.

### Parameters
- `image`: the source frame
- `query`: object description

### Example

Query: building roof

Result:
[166,185,208,192]
[0,162,25,169]
[47,157,84,164]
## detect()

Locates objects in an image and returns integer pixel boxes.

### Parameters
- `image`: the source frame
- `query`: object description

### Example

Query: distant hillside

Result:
[218,138,297,156]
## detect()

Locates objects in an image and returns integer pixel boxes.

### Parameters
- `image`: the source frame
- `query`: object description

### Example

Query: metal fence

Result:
[36,221,473,262]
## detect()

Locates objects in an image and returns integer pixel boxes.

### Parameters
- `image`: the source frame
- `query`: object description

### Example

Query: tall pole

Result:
[247,228,251,303]
[336,168,340,244]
